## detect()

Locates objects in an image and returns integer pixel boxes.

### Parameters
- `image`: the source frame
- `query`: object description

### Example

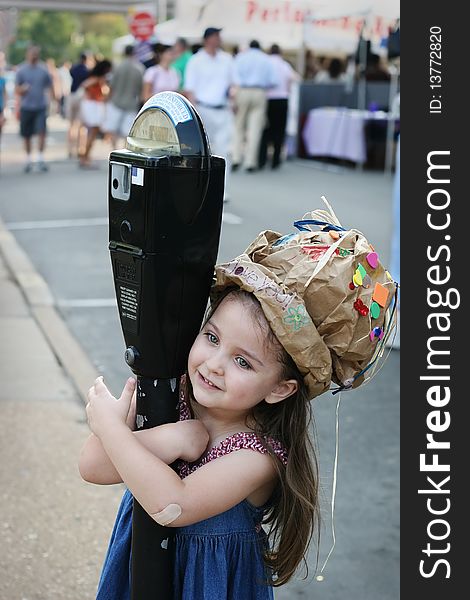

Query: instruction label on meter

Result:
[114,257,141,334]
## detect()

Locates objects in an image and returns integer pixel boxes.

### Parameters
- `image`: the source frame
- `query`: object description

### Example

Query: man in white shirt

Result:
[232,40,278,172]
[184,27,236,200]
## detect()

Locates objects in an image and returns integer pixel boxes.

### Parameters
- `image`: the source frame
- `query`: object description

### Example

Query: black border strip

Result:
[402,3,465,597]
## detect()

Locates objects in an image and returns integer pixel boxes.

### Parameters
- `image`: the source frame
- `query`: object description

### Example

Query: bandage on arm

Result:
[151,503,182,525]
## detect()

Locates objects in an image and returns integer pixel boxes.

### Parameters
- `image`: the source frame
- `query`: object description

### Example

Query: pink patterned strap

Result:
[176,375,288,479]
[177,385,192,421]
[178,432,288,479]
[176,396,288,479]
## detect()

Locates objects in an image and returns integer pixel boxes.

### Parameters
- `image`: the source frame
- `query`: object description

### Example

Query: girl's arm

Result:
[87,378,277,527]
[79,383,138,483]
[79,378,209,485]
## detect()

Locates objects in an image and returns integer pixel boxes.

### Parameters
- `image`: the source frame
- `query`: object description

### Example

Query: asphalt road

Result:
[0,117,399,600]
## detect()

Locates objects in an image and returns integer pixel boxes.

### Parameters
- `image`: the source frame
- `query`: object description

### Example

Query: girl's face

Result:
[188,295,296,419]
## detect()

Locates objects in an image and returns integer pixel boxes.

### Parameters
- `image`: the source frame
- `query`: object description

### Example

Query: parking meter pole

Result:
[130,376,179,600]
[108,92,225,599]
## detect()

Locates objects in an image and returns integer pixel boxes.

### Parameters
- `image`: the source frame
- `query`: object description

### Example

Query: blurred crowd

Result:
[0,23,398,182]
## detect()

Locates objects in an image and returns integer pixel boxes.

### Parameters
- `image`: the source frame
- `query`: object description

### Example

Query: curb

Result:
[0,215,99,404]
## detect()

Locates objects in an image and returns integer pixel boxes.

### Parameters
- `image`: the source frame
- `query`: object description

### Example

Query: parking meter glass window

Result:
[126,109,181,156]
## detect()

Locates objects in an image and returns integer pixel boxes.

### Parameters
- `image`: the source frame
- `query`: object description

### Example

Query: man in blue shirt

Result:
[70,52,90,94]
[15,46,53,172]
[232,40,278,172]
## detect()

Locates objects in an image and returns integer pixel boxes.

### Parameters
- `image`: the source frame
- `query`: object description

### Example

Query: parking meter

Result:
[108,92,225,599]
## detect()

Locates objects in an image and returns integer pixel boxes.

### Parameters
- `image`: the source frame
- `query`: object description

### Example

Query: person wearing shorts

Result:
[102,45,143,147]
[15,45,53,173]
[79,59,112,168]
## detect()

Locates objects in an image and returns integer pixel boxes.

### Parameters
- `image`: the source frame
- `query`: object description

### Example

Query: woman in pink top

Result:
[142,44,180,102]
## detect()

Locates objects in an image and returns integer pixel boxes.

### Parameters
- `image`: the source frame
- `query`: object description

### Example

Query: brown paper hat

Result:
[211,199,398,400]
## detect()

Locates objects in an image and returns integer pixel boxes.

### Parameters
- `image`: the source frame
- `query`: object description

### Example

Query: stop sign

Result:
[129,12,156,41]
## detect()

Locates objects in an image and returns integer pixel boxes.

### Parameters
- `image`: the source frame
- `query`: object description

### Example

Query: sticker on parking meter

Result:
[140,92,193,126]
[131,166,144,186]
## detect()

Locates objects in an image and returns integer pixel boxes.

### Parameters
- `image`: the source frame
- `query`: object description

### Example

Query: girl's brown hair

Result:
[187,288,320,586]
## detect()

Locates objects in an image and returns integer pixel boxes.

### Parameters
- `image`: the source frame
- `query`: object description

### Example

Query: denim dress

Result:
[96,394,287,600]
[96,488,275,600]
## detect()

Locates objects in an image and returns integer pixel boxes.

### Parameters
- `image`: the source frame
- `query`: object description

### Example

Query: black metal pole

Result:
[130,375,180,600]
[108,92,225,598]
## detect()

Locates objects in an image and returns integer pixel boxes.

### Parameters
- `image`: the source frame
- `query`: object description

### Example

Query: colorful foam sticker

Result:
[372,282,389,307]
[366,252,379,269]
[348,282,356,290]
[362,274,372,289]
[369,326,384,342]
[370,301,380,319]
[352,270,363,286]
[354,299,369,316]
[329,230,340,240]
[357,263,367,279]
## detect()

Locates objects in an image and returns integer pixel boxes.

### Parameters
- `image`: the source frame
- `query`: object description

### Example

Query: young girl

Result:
[80,203,397,599]
[78,59,112,169]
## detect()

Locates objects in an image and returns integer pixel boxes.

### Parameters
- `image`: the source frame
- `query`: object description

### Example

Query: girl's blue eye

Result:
[204,332,218,344]
[235,356,251,370]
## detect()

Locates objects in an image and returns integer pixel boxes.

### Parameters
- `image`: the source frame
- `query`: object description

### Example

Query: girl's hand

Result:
[172,420,209,462]
[86,376,136,438]
[126,388,137,430]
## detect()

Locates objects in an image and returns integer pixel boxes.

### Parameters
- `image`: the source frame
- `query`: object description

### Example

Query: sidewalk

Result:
[0,221,123,597]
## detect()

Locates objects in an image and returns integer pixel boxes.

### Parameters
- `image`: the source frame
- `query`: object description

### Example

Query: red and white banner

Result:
[156,0,399,53]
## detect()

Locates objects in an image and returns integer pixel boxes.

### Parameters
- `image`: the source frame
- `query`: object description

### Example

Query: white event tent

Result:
[154,0,399,55]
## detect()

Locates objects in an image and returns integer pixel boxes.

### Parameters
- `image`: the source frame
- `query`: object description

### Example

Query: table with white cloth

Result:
[302,107,395,165]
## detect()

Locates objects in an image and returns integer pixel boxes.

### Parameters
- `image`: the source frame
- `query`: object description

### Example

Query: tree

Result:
[8,11,78,65]
[79,14,128,59]
[8,11,128,65]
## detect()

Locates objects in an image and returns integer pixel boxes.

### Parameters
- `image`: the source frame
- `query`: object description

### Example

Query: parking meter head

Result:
[108,92,225,379]
[126,91,212,158]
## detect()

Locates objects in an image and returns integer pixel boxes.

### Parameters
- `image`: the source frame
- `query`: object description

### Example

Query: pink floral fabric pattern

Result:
[176,379,288,479]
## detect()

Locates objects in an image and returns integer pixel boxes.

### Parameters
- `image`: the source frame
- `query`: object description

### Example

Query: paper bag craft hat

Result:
[212,200,398,400]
